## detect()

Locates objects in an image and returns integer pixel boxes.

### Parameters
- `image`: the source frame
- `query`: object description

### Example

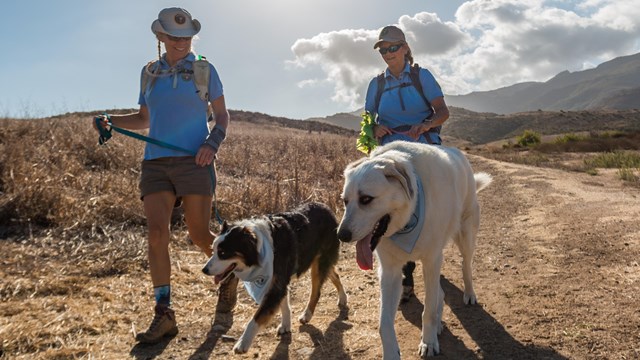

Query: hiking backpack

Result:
[140,54,211,102]
[373,63,435,120]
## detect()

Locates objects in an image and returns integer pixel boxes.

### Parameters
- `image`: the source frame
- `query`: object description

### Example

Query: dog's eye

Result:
[359,195,373,205]
[217,249,226,257]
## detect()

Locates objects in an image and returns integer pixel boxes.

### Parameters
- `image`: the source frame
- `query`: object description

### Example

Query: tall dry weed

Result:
[0,115,360,239]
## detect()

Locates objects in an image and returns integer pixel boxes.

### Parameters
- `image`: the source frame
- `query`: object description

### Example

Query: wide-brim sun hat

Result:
[374,25,406,49]
[151,7,201,37]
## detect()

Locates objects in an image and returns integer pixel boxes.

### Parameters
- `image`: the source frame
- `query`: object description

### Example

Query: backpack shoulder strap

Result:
[374,72,386,115]
[193,55,210,102]
[141,60,159,96]
[409,63,432,110]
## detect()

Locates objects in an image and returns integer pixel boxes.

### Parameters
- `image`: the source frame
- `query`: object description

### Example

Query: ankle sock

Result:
[154,285,171,307]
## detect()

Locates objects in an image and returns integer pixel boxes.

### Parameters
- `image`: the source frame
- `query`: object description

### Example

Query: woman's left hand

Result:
[196,144,217,166]
[408,122,430,140]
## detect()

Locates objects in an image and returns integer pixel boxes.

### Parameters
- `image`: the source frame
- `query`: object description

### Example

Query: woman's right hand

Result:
[373,124,392,139]
[93,114,110,133]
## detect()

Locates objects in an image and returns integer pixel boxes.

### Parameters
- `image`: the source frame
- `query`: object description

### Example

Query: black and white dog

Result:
[202,202,348,354]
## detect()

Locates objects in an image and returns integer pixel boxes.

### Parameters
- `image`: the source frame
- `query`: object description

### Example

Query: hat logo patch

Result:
[175,14,186,25]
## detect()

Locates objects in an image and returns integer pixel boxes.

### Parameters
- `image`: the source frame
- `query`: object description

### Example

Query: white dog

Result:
[337,141,491,359]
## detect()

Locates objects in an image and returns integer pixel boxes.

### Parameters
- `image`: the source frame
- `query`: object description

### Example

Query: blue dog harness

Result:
[390,178,425,254]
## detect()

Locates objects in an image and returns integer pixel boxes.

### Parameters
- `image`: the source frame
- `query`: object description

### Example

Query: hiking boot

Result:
[401,285,415,303]
[135,304,178,344]
[401,261,416,303]
[217,274,239,312]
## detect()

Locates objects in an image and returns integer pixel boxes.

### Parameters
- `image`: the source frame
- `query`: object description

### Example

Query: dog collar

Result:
[390,177,425,254]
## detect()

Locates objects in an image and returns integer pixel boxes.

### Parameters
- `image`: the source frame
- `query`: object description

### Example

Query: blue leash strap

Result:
[94,116,224,224]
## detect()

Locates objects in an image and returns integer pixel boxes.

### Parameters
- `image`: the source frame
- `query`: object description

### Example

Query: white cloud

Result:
[398,12,471,56]
[288,29,381,107]
[288,0,640,107]
[452,0,640,92]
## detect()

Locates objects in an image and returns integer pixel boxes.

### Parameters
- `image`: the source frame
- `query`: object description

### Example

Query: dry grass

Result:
[0,115,357,233]
[0,113,361,359]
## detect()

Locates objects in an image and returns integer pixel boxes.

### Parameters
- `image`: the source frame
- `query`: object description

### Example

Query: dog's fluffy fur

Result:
[202,202,348,354]
[337,141,491,359]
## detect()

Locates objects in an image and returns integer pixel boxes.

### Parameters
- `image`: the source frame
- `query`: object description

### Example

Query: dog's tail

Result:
[474,172,492,193]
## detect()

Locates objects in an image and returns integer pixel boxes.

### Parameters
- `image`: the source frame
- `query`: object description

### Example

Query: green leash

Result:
[95,114,224,224]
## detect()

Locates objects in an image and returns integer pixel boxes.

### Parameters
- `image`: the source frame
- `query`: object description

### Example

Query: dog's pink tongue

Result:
[356,234,374,270]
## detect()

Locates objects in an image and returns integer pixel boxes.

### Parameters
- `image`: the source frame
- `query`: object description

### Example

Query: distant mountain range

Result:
[446,52,640,114]
[308,107,640,145]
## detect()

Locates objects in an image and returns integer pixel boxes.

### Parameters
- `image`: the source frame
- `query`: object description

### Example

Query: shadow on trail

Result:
[270,305,352,360]
[187,301,235,360]
[398,276,569,360]
[129,332,177,360]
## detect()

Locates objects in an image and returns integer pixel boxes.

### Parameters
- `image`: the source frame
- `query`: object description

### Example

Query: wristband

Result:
[204,124,226,151]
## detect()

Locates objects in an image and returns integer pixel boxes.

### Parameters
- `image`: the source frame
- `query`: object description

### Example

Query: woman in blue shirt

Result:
[93,7,237,343]
[365,25,451,303]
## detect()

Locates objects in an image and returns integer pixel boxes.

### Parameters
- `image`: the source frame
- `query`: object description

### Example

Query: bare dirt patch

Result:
[1,155,639,359]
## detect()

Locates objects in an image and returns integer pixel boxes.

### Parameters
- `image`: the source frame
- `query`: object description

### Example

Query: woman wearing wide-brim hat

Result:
[93,7,238,344]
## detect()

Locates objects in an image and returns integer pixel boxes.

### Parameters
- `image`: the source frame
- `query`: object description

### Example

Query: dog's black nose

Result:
[337,228,351,242]
[202,267,209,275]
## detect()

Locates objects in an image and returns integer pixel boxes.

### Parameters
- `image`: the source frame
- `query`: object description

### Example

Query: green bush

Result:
[516,130,541,147]
[554,133,587,144]
[584,151,640,169]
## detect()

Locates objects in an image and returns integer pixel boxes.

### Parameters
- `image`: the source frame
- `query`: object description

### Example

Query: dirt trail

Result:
[1,155,639,359]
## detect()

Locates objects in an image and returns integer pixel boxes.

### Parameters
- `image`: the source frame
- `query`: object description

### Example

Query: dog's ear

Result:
[345,156,369,172]
[221,220,229,233]
[382,162,414,200]
[241,227,260,266]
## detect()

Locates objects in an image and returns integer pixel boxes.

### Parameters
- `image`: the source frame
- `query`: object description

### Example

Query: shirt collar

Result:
[384,61,411,80]
[159,52,197,68]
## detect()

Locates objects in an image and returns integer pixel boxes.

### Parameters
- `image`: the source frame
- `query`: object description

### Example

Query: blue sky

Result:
[1,0,639,119]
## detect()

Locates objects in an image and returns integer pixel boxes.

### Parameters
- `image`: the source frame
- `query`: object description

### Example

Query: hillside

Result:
[39,106,640,147]
[309,107,640,145]
[446,52,640,113]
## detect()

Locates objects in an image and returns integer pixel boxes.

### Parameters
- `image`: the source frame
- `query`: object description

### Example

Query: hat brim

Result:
[374,39,406,49]
[151,19,201,37]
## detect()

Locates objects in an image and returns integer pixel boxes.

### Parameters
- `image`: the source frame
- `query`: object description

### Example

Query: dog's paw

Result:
[277,323,291,335]
[463,291,477,305]
[418,340,440,357]
[233,340,250,354]
[298,309,313,324]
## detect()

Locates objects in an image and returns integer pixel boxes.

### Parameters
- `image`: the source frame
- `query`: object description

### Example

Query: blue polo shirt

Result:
[138,52,224,160]
[364,62,443,145]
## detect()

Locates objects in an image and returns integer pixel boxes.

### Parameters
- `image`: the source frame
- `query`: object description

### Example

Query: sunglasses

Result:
[378,43,404,55]
[166,34,192,42]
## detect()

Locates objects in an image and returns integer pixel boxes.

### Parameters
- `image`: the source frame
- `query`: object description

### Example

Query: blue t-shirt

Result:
[364,62,443,145]
[138,52,224,160]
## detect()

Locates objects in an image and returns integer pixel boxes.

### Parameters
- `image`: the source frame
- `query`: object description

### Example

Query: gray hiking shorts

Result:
[139,156,214,199]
